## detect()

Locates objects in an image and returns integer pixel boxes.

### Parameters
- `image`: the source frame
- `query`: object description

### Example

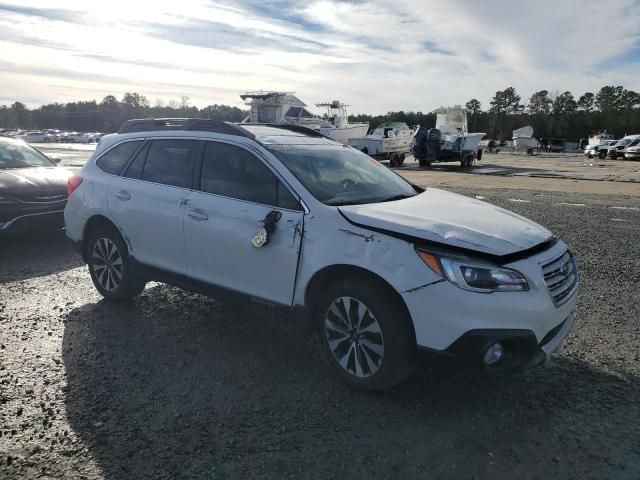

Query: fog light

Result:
[484,342,504,365]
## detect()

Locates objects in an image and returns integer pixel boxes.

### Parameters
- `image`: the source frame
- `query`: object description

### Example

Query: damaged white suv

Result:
[65,119,579,390]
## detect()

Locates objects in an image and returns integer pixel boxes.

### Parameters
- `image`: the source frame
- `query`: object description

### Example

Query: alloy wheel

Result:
[92,237,123,292]
[325,296,384,378]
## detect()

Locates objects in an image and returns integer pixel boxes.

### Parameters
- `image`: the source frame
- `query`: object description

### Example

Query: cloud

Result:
[142,17,331,54]
[0,3,84,23]
[0,0,638,114]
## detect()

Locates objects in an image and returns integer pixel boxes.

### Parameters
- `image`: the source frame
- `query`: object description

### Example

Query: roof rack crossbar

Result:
[118,118,255,138]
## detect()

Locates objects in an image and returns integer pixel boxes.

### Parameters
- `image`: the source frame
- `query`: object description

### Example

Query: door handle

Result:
[187,208,208,221]
[115,190,131,201]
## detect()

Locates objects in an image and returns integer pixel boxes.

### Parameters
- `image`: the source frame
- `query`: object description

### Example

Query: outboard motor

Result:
[412,127,441,166]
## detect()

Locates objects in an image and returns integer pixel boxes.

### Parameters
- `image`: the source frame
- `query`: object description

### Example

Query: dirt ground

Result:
[1,148,640,479]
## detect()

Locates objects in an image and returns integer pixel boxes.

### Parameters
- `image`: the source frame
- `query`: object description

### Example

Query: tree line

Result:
[2,86,639,141]
[0,93,248,132]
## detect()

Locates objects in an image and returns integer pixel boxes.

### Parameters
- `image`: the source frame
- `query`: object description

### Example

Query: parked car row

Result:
[0,129,104,144]
[584,134,640,160]
[607,135,640,160]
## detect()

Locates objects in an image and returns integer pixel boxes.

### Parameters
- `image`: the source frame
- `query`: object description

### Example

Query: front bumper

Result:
[403,240,578,370]
[430,313,575,370]
[0,208,65,234]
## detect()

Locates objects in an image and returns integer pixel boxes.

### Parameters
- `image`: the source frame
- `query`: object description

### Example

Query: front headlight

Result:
[416,249,529,292]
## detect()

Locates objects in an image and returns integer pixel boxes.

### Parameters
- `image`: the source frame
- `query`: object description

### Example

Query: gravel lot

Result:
[1,183,639,479]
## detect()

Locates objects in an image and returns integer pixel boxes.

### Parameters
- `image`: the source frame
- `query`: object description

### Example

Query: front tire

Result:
[599,150,607,159]
[318,279,414,391]
[87,226,145,301]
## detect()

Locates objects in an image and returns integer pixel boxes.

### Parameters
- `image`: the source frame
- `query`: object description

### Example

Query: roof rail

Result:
[242,123,328,138]
[118,118,255,138]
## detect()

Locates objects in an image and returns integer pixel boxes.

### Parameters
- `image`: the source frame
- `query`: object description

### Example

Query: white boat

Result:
[240,91,323,128]
[239,92,368,144]
[348,122,417,165]
[316,101,369,144]
[513,126,539,152]
[435,106,486,154]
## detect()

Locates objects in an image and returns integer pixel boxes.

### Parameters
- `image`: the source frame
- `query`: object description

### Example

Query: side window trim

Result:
[196,139,303,211]
[121,140,150,179]
[93,139,145,177]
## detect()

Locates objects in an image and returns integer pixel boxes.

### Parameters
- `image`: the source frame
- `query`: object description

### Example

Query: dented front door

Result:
[184,192,303,305]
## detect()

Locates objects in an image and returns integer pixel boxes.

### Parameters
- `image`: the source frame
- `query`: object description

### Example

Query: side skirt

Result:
[130,258,296,316]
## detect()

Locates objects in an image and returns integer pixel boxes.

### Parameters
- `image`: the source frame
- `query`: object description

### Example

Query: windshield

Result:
[269,145,418,206]
[0,141,53,169]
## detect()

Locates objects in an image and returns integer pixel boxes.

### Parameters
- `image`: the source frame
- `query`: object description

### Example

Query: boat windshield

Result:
[268,145,418,206]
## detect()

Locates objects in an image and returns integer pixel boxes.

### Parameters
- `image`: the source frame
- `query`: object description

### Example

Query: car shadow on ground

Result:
[389,160,557,176]
[0,230,84,282]
[62,284,640,480]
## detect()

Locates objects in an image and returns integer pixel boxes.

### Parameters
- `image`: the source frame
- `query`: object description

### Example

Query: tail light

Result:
[67,175,83,197]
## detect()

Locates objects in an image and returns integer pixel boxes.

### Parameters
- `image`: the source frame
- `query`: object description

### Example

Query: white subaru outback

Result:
[65,119,579,390]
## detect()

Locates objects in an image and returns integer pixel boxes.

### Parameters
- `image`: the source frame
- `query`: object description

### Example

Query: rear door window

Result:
[96,141,142,175]
[141,139,199,189]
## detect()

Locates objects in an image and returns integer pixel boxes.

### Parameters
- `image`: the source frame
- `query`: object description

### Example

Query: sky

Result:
[0,0,639,115]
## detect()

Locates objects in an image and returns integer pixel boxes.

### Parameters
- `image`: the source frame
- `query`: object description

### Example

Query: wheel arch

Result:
[81,215,123,263]
[303,264,416,343]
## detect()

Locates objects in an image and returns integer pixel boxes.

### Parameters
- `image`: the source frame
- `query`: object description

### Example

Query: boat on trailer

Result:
[412,106,486,168]
[348,122,417,167]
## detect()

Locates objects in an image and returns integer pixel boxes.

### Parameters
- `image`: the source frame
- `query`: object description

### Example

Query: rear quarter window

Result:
[96,141,143,175]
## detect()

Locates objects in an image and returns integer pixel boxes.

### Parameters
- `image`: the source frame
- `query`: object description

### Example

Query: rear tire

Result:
[317,278,415,391]
[598,150,607,159]
[87,226,146,301]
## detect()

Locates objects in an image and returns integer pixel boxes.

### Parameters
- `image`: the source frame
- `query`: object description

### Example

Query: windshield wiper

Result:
[378,193,416,203]
[328,200,365,206]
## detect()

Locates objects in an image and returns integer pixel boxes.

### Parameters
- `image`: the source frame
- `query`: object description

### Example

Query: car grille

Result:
[542,251,578,307]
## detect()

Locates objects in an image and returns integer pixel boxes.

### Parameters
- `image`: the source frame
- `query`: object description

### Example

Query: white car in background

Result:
[64,118,579,390]
[624,145,640,160]
[584,140,615,159]
[63,132,92,143]
[15,131,47,143]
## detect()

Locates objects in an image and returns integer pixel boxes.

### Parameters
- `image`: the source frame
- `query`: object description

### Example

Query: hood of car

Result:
[0,167,70,201]
[338,188,553,257]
